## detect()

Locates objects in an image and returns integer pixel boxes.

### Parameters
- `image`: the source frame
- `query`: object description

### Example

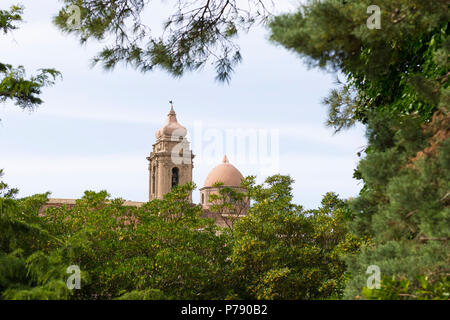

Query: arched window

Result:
[171,167,179,188]
[152,166,156,194]
[201,193,205,204]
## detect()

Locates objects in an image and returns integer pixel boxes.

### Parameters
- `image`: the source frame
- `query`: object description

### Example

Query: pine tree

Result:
[268,0,449,299]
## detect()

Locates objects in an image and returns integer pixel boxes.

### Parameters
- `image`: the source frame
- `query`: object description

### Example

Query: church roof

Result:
[204,155,244,188]
[155,105,187,139]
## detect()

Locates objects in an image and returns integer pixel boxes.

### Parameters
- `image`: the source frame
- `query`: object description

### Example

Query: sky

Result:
[0,0,367,209]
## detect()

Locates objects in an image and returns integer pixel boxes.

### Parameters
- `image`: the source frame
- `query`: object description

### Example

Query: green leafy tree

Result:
[227,175,360,299]
[0,170,71,300]
[1,172,232,299]
[207,182,249,231]
[361,274,449,300]
[33,183,230,300]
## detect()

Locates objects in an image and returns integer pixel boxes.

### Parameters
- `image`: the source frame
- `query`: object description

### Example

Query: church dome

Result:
[204,156,244,187]
[156,106,187,139]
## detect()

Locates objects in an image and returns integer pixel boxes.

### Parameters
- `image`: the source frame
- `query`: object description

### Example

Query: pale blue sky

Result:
[0,0,366,209]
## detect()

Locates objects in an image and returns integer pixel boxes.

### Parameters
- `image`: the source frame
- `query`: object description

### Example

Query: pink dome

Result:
[156,106,187,139]
[204,156,244,187]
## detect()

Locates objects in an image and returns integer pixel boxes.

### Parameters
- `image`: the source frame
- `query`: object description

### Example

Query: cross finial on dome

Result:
[222,155,229,163]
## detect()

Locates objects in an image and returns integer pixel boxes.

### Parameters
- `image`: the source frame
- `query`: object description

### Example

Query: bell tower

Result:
[147,103,194,201]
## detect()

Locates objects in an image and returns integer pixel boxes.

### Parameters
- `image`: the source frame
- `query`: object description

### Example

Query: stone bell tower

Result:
[147,103,194,201]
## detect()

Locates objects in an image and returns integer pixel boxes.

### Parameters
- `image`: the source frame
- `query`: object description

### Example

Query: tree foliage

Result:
[207,182,249,231]
[0,171,356,300]
[0,169,67,299]
[268,0,449,299]
[343,110,450,299]
[53,0,275,82]
[227,175,360,299]
[270,0,449,129]
[0,5,61,112]
[6,182,230,300]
